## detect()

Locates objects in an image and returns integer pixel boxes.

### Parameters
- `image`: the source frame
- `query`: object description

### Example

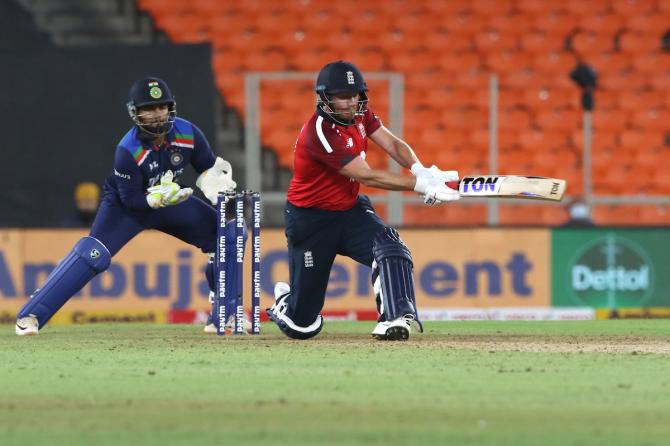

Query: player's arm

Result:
[339,156,416,191]
[369,125,421,169]
[190,124,217,173]
[114,149,152,210]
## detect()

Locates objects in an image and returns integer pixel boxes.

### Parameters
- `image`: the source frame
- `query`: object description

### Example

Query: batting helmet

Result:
[315,60,368,125]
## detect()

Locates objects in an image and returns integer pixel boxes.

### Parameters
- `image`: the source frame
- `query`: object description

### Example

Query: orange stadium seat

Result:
[439,52,482,75]
[532,11,578,33]
[626,13,670,34]
[515,0,555,14]
[441,12,486,34]
[631,52,670,75]
[611,0,656,15]
[520,130,569,151]
[532,51,578,75]
[649,72,670,90]
[497,88,532,108]
[484,50,532,72]
[471,128,521,151]
[631,108,670,130]
[499,204,568,226]
[571,129,618,151]
[620,130,665,150]
[587,51,631,73]
[486,14,535,35]
[577,12,626,34]
[474,30,520,53]
[471,0,515,16]
[441,108,488,131]
[618,89,666,111]
[388,49,439,73]
[563,0,608,15]
[498,109,532,131]
[598,69,634,90]
[524,87,577,109]
[534,108,581,132]
[404,203,488,227]
[619,31,662,54]
[591,89,620,109]
[424,29,475,52]
[592,108,631,131]
[520,31,567,53]
[571,32,616,56]
[592,205,644,226]
[638,205,670,225]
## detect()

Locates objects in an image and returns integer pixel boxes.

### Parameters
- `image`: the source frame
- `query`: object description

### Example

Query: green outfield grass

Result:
[1,321,669,446]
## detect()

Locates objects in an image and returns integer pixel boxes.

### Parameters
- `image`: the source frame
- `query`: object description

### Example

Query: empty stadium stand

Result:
[23,0,670,225]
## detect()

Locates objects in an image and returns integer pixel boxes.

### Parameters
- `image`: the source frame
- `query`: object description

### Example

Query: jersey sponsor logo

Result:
[346,137,353,148]
[304,251,314,268]
[460,176,501,194]
[148,173,160,186]
[149,161,159,171]
[113,169,131,180]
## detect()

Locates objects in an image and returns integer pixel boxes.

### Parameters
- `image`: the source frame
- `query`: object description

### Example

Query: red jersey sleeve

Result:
[305,115,357,169]
[363,106,382,135]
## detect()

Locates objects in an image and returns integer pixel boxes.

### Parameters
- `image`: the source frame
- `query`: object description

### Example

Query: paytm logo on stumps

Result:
[569,234,654,308]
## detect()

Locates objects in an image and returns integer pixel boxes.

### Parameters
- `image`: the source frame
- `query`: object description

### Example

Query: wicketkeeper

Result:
[267,61,461,341]
[15,77,237,335]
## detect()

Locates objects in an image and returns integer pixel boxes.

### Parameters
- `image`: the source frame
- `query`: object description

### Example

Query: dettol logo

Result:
[569,234,654,307]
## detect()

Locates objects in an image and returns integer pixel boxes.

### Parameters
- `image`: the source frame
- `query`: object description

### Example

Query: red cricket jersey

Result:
[287,108,382,210]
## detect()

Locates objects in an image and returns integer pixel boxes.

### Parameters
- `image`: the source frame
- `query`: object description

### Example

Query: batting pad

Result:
[372,227,419,322]
[18,236,111,327]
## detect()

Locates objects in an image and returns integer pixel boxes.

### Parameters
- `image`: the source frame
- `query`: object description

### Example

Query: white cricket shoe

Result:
[274,282,290,300]
[372,317,411,341]
[268,282,290,318]
[203,322,218,334]
[16,315,39,336]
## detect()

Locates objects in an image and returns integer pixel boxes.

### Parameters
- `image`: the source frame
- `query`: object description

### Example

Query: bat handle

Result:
[446,180,460,190]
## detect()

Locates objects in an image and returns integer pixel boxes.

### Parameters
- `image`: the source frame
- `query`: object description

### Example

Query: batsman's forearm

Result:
[356,169,416,191]
[387,140,419,169]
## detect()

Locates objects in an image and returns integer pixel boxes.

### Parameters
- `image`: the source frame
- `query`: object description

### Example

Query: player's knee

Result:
[372,227,412,263]
[73,236,112,273]
[269,310,323,340]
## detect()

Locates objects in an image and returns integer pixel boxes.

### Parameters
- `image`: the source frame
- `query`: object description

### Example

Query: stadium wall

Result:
[1,228,666,325]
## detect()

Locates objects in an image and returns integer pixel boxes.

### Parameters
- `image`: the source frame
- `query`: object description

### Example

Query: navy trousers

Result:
[90,195,217,257]
[284,195,387,326]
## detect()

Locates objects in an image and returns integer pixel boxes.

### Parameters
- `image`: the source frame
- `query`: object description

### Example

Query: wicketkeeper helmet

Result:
[126,77,177,136]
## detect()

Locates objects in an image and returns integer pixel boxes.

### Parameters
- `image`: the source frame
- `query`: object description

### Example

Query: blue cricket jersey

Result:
[103,117,216,209]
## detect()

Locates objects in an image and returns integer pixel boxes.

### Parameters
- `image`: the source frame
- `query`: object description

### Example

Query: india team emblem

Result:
[149,86,163,99]
[357,123,366,138]
[170,151,183,166]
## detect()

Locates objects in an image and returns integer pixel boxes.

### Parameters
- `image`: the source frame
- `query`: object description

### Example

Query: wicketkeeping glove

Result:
[146,170,193,209]
[196,157,237,205]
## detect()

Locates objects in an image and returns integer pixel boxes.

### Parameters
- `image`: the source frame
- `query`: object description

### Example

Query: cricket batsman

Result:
[15,77,237,335]
[267,61,460,341]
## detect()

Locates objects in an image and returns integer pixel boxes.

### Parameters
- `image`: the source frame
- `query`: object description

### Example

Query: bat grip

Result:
[446,180,460,190]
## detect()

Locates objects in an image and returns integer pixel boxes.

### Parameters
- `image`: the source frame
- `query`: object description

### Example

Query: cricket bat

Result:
[446,175,566,201]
